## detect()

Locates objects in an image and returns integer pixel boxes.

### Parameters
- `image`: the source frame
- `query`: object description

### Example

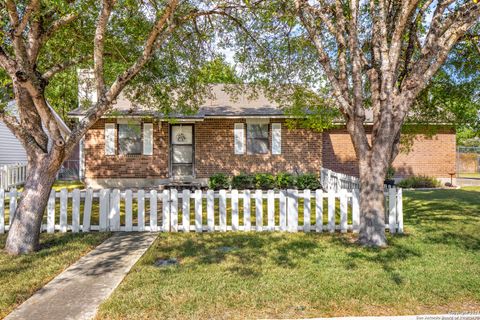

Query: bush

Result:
[386,166,396,180]
[208,173,230,190]
[397,175,441,189]
[231,173,254,189]
[254,173,276,190]
[275,172,296,189]
[296,173,321,190]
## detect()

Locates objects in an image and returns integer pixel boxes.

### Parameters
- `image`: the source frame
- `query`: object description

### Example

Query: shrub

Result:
[254,173,276,190]
[296,173,321,190]
[231,173,255,189]
[397,175,441,189]
[275,172,296,189]
[208,173,230,190]
[386,166,396,180]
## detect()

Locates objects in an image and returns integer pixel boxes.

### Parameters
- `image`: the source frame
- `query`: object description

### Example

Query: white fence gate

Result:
[321,168,360,191]
[0,163,27,190]
[0,187,403,234]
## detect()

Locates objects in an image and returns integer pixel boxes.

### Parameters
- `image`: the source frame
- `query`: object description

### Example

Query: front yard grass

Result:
[97,187,480,319]
[0,232,111,318]
[51,180,85,191]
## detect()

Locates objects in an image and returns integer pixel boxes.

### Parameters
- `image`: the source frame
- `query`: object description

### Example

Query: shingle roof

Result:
[68,84,284,118]
[67,84,380,123]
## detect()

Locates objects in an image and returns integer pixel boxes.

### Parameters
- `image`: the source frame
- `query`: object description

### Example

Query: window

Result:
[118,123,142,155]
[247,123,269,154]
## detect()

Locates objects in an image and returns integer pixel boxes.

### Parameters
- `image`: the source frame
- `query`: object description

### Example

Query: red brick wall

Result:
[322,126,456,177]
[194,119,322,178]
[85,119,455,180]
[84,119,169,179]
[84,118,323,179]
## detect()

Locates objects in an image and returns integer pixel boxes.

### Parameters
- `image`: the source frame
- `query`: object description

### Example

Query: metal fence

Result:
[57,160,80,181]
[457,146,480,178]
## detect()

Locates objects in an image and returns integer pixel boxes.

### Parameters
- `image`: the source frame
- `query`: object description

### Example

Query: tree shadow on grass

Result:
[403,189,480,224]
[423,231,480,251]
[330,235,421,285]
[403,189,480,251]
[0,233,110,277]
[144,233,327,278]
[148,231,425,285]
[271,237,319,268]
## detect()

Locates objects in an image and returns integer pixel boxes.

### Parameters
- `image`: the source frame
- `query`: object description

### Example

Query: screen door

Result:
[170,125,194,177]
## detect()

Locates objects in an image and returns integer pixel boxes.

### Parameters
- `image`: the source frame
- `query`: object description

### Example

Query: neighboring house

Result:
[0,121,28,166]
[69,76,456,188]
[0,101,78,178]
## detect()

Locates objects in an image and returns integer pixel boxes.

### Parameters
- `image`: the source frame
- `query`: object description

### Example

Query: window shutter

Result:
[234,123,245,154]
[143,123,153,155]
[272,123,281,155]
[105,123,116,155]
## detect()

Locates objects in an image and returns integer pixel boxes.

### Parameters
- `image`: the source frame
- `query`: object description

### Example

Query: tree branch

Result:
[42,55,91,80]
[0,110,43,156]
[0,46,17,76]
[348,0,365,116]
[16,0,40,37]
[294,0,352,115]
[66,0,180,152]
[388,0,421,77]
[5,0,20,27]
[29,13,79,62]
[14,86,49,152]
[46,13,78,38]
[94,0,116,98]
[399,5,480,122]
[5,0,30,68]
[303,1,349,94]
[18,79,65,147]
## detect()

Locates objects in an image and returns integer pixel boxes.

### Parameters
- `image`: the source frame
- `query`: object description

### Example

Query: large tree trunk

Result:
[357,155,388,247]
[345,117,390,247]
[5,155,60,255]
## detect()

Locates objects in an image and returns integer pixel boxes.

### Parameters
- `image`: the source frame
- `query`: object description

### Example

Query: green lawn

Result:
[0,232,111,318]
[14,180,85,193]
[51,180,85,191]
[97,187,480,319]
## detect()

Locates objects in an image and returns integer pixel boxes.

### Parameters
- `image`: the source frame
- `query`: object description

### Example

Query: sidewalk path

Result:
[6,232,157,320]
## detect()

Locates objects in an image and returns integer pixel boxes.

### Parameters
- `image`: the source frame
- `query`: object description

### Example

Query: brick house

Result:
[69,82,456,188]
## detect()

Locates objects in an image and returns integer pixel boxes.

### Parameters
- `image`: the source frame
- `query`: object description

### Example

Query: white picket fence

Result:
[0,187,403,234]
[321,168,360,191]
[0,163,27,190]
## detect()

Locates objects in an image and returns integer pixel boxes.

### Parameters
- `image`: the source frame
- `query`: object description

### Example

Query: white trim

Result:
[272,123,281,155]
[116,119,140,125]
[143,123,153,156]
[47,102,71,136]
[69,114,455,126]
[234,123,245,155]
[169,119,204,123]
[245,118,270,124]
[79,138,85,179]
[208,115,287,119]
[7,100,71,136]
[104,123,116,155]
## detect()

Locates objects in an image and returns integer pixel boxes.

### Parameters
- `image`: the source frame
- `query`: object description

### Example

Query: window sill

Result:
[105,154,150,158]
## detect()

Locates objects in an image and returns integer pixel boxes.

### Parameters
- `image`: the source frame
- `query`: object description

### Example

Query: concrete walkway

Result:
[6,232,158,320]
